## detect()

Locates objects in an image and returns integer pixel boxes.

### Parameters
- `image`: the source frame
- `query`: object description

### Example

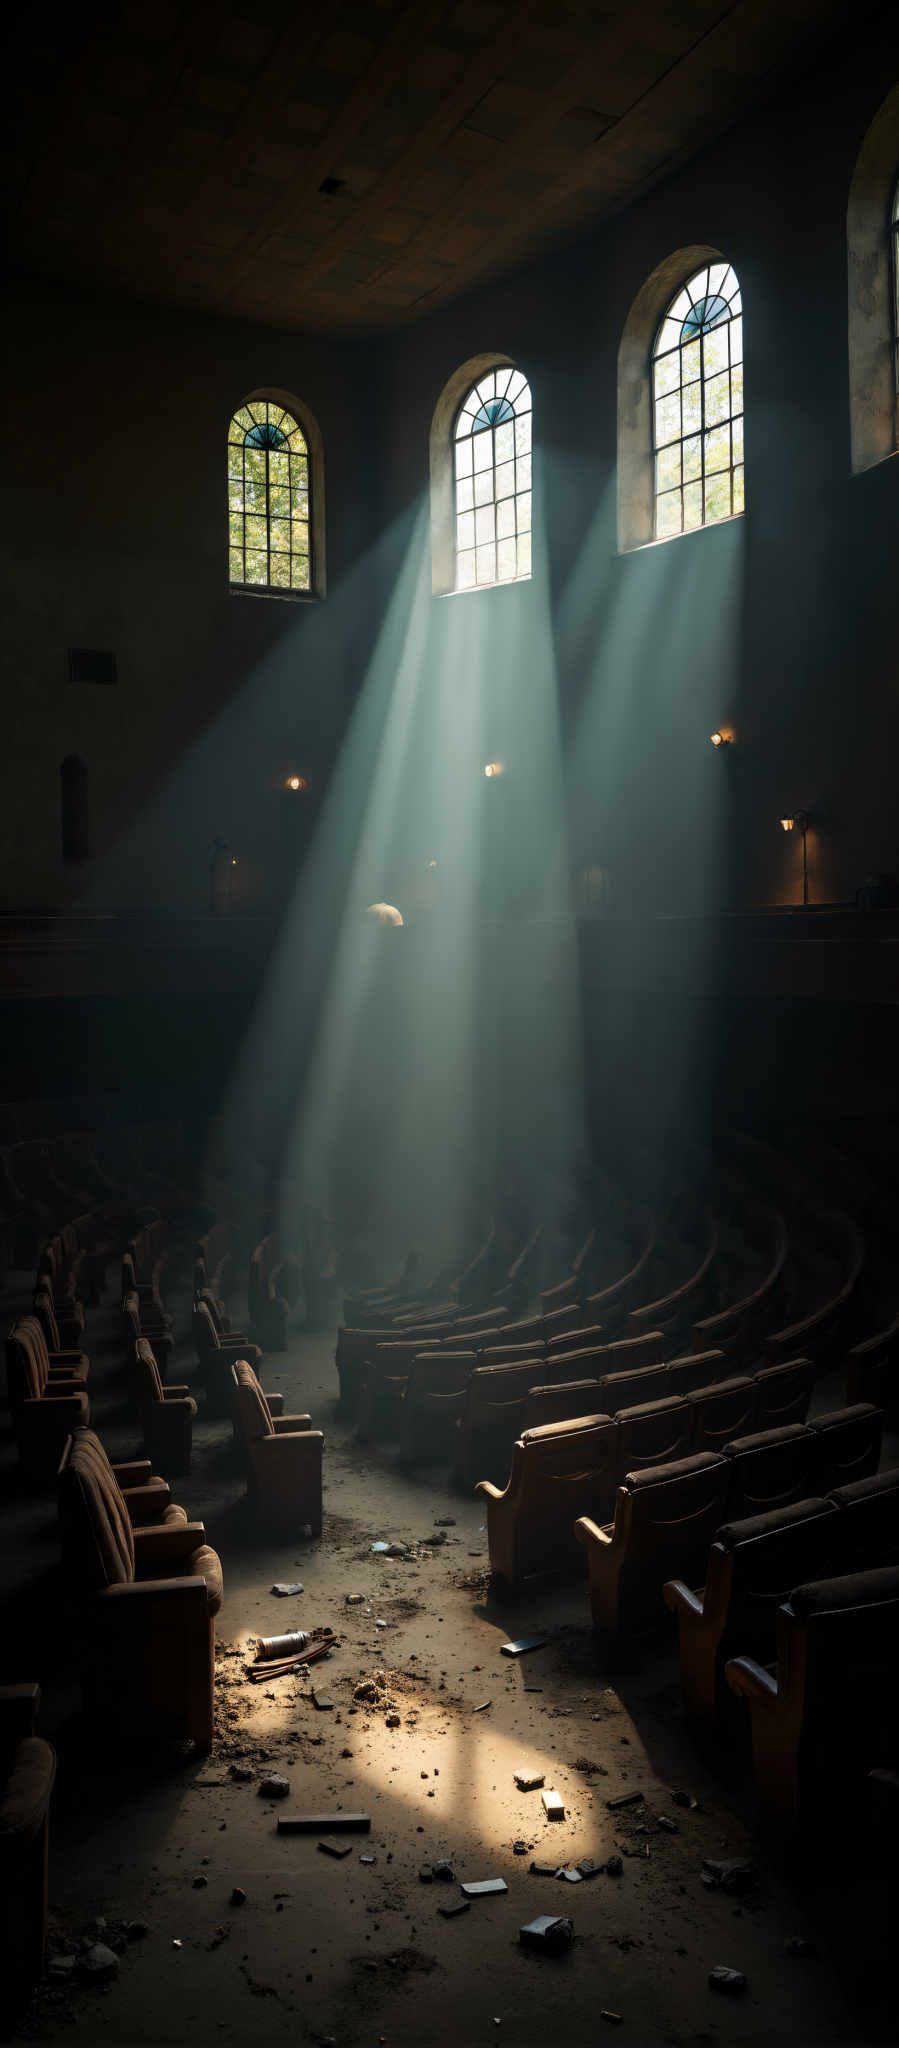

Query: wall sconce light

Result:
[779,810,809,904]
[285,775,308,792]
[484,761,504,778]
[709,730,730,748]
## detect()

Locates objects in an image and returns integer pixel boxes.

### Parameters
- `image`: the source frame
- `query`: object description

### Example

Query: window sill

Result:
[434,573,533,600]
[618,509,745,557]
[229,585,320,604]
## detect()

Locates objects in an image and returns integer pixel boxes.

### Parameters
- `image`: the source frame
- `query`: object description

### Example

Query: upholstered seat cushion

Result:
[725,1422,809,1457]
[829,1467,899,1509]
[232,1359,274,1441]
[790,1563,899,1619]
[179,1545,223,1616]
[58,1431,135,1587]
[0,1737,56,1849]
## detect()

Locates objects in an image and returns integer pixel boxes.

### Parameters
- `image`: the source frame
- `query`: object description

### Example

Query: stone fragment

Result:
[258,1774,291,1799]
[514,1770,545,1791]
[702,1859,757,1894]
[519,1914,573,1955]
[708,1965,747,1994]
[542,1790,565,1821]
[271,1583,303,1596]
[79,1943,119,1981]
[230,1887,246,1906]
[607,1791,643,1812]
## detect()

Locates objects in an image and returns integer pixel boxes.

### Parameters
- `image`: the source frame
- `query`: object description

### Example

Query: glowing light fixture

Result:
[484,761,504,779]
[285,774,308,792]
[779,811,809,904]
[710,730,730,748]
[366,902,404,927]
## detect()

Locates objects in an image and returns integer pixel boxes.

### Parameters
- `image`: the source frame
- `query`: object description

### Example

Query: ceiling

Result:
[6,0,863,332]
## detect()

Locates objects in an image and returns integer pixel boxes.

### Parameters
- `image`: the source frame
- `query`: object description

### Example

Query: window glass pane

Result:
[496,497,516,540]
[655,391,681,446]
[494,459,515,500]
[682,481,702,530]
[475,504,495,545]
[682,381,702,435]
[656,443,681,493]
[658,317,682,354]
[245,515,267,547]
[455,438,473,477]
[506,369,526,402]
[731,363,744,414]
[229,510,244,543]
[473,433,493,473]
[229,547,244,582]
[474,467,494,506]
[234,407,255,432]
[476,543,496,584]
[705,471,731,522]
[291,556,310,590]
[457,510,475,551]
[516,531,532,578]
[703,370,730,425]
[732,415,744,465]
[732,465,745,514]
[656,488,681,537]
[457,475,474,512]
[704,424,730,474]
[653,352,679,398]
[269,451,289,484]
[245,449,266,483]
[228,448,243,479]
[516,490,531,533]
[457,548,476,588]
[703,325,729,378]
[494,420,514,465]
[246,550,268,583]
[680,339,700,385]
[515,453,532,492]
[270,486,289,517]
[289,453,308,485]
[497,536,517,580]
[270,518,290,550]
[682,434,701,482]
[270,555,291,587]
[246,480,266,511]
[514,413,531,456]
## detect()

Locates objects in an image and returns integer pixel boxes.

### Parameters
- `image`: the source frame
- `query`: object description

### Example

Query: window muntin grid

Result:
[651,264,744,541]
[228,399,310,595]
[453,368,532,591]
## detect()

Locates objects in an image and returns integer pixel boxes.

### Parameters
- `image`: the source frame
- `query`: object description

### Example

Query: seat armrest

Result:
[574,1514,612,1549]
[663,1578,705,1620]
[162,1385,192,1399]
[121,1480,172,1522]
[266,1392,284,1416]
[258,1430,323,1463]
[132,1520,207,1565]
[43,1377,86,1398]
[724,1655,779,1703]
[26,1392,86,1421]
[474,1480,503,1502]
[94,1576,209,1614]
[0,1684,40,1742]
[50,1349,88,1367]
[112,1459,153,1486]
[272,1413,311,1432]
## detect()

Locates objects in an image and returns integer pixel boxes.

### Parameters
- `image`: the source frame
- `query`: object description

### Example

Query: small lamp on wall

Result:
[709,729,731,748]
[484,761,505,779]
[780,810,809,905]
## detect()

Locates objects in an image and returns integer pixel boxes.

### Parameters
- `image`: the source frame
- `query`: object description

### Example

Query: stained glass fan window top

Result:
[454,368,532,591]
[652,263,744,540]
[228,399,310,594]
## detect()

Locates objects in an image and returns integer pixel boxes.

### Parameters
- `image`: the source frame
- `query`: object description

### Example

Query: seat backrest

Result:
[615,1394,694,1478]
[710,1496,840,1625]
[5,1322,42,1403]
[688,1375,759,1455]
[619,1451,731,1565]
[133,1337,164,1404]
[516,1414,617,1518]
[724,1422,818,1519]
[753,1356,813,1430]
[481,1340,547,1365]
[32,1286,61,1351]
[193,1298,219,1355]
[666,1348,728,1397]
[57,1429,135,1589]
[547,1321,607,1357]
[231,1358,273,1443]
[122,1290,142,1341]
[522,1378,601,1431]
[787,1566,899,1707]
[599,1362,670,1415]
[19,1314,50,1381]
[808,1404,884,1491]
[406,1352,475,1403]
[466,1361,543,1428]
[828,1466,899,1567]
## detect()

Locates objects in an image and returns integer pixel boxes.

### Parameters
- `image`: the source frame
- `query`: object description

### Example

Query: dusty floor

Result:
[1,1269,894,2048]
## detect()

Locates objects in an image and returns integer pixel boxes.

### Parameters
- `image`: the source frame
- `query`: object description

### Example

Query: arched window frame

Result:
[618,243,746,553]
[429,353,532,596]
[650,260,744,541]
[227,388,326,599]
[847,82,899,475]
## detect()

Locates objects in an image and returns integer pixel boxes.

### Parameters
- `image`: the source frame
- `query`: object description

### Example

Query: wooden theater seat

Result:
[576,1452,731,1645]
[398,1352,477,1468]
[477,1413,617,1585]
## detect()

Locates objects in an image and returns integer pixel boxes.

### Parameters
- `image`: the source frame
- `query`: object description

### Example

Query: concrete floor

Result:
[1,1266,894,2048]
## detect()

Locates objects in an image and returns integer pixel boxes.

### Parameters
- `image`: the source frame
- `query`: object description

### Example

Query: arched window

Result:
[228,396,318,597]
[453,367,532,591]
[847,84,899,474]
[651,262,743,540]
